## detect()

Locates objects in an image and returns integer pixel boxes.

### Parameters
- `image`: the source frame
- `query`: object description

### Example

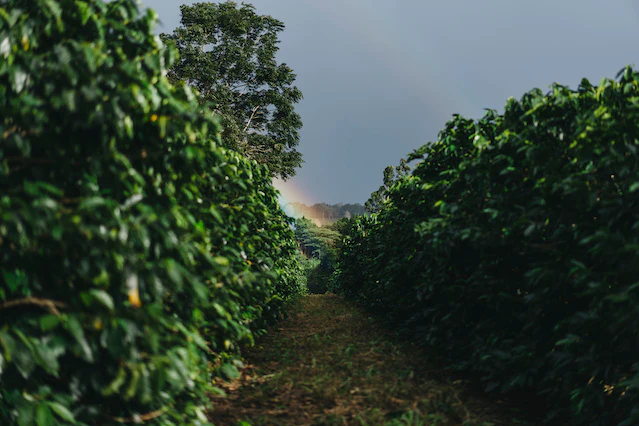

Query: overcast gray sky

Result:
[142,0,639,204]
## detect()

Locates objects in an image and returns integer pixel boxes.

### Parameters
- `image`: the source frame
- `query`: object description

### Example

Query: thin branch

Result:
[0,297,67,316]
[243,105,260,133]
[240,142,271,156]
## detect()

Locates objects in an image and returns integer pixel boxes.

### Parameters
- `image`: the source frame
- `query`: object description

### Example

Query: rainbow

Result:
[272,177,314,218]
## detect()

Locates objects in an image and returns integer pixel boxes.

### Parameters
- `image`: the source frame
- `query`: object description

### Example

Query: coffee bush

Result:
[337,68,639,425]
[0,1,302,424]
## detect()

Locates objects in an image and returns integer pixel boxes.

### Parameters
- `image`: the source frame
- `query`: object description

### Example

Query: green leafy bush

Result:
[293,218,347,293]
[336,68,639,425]
[0,1,302,424]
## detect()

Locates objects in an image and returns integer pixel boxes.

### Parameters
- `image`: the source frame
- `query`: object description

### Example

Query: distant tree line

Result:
[287,202,366,222]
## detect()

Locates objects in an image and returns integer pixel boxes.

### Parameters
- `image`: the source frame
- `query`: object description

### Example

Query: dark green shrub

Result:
[336,68,639,425]
[0,1,302,424]
[293,218,343,293]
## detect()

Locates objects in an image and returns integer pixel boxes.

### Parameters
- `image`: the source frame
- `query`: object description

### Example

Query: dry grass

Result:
[207,294,543,426]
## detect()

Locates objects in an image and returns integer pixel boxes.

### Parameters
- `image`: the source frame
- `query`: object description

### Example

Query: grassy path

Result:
[207,295,542,426]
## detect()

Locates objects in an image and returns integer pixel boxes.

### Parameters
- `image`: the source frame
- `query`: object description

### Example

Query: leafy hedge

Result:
[293,218,344,293]
[336,68,639,425]
[0,1,302,425]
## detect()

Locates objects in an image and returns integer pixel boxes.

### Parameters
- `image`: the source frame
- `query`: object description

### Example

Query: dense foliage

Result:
[364,158,410,214]
[0,1,303,425]
[161,2,303,180]
[336,68,639,425]
[292,218,343,293]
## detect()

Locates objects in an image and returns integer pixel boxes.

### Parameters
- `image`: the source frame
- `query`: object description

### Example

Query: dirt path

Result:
[207,294,542,426]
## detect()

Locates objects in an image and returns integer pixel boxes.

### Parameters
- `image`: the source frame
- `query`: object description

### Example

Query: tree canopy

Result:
[161,1,303,180]
[365,158,410,213]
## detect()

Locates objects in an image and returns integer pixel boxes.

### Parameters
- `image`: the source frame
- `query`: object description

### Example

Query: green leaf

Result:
[0,331,17,362]
[33,339,64,376]
[82,43,97,73]
[210,386,227,397]
[2,269,27,292]
[555,334,580,346]
[65,316,93,363]
[523,223,536,237]
[47,402,76,424]
[76,1,91,25]
[11,67,28,93]
[51,225,63,241]
[12,331,36,379]
[210,206,224,224]
[137,365,153,404]
[34,182,64,197]
[78,197,105,210]
[605,293,628,303]
[123,116,134,139]
[40,315,61,332]
[124,366,140,400]
[86,289,114,312]
[483,208,499,219]
[36,404,54,426]
[102,365,127,396]
[158,115,167,138]
[213,256,230,267]
[17,404,35,426]
[0,37,10,58]
[212,303,232,320]
[33,197,58,210]
[219,363,240,380]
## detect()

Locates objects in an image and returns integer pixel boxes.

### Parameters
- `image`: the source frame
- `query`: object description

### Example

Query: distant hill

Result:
[283,202,366,225]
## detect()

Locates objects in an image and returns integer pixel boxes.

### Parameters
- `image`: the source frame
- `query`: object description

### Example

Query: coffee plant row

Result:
[336,68,639,425]
[0,1,305,425]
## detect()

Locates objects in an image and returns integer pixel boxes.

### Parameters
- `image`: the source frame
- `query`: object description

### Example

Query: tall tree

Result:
[365,158,411,213]
[161,1,303,179]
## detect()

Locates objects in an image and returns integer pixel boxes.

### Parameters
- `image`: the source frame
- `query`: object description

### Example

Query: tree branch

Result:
[0,297,67,316]
[243,105,261,133]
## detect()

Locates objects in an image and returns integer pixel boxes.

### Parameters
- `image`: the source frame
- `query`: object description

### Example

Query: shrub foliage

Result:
[336,68,639,425]
[293,218,345,293]
[0,1,302,425]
